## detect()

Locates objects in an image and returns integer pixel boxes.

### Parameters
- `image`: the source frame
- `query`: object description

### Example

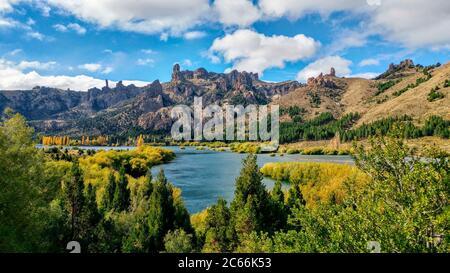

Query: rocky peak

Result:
[193,68,208,79]
[307,69,338,88]
[375,59,416,80]
[116,81,125,89]
[330,67,336,77]
[144,80,163,96]
[226,70,259,91]
[172,63,181,82]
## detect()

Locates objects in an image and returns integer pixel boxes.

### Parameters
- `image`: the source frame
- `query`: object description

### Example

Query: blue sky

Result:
[0,0,449,90]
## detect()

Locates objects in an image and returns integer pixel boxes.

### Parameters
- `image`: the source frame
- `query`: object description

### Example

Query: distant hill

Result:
[0,60,448,137]
[274,59,449,126]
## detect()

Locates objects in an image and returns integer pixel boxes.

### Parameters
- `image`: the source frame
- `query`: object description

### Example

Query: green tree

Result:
[112,166,130,211]
[270,181,288,230]
[202,198,236,252]
[147,169,175,252]
[102,172,116,211]
[0,111,53,252]
[64,161,85,241]
[164,229,194,253]
[231,154,272,236]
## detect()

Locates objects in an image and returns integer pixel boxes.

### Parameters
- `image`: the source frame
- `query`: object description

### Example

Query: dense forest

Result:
[280,107,449,143]
[1,111,448,253]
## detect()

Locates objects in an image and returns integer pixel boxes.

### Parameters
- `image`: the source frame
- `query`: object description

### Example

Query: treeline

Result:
[42,136,71,146]
[280,111,449,143]
[41,134,147,147]
[280,112,360,143]
[341,115,450,141]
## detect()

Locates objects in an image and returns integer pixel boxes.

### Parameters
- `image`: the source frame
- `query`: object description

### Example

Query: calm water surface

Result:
[152,147,353,213]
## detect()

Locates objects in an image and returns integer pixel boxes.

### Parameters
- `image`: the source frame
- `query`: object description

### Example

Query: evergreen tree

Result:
[287,183,306,210]
[112,166,130,211]
[81,184,102,252]
[270,180,288,230]
[64,161,85,241]
[231,154,271,236]
[203,198,236,252]
[147,169,175,252]
[102,172,116,211]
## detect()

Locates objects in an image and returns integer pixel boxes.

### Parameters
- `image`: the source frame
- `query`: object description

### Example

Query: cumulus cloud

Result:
[46,0,210,36]
[296,56,352,82]
[259,0,364,20]
[53,22,86,35]
[258,0,450,49]
[183,31,206,40]
[210,29,319,75]
[78,63,102,72]
[368,0,450,48]
[26,31,45,40]
[213,0,260,27]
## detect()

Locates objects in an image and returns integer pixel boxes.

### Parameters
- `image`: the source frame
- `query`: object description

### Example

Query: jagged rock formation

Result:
[0,64,301,135]
[307,68,338,88]
[375,59,416,80]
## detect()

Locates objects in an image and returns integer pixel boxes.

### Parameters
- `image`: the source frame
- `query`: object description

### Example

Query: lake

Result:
[38,145,354,213]
[150,146,354,213]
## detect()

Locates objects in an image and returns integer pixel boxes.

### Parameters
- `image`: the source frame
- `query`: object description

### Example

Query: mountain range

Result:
[0,60,448,137]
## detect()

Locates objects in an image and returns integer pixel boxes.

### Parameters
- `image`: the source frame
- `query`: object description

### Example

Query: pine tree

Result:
[231,154,271,236]
[142,168,153,199]
[270,180,288,230]
[147,169,175,252]
[112,166,130,211]
[287,183,305,209]
[203,198,235,253]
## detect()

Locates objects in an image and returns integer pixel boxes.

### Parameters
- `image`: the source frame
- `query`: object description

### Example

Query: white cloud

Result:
[7,48,22,56]
[17,60,56,70]
[358,58,379,67]
[213,0,260,27]
[297,56,352,82]
[258,0,450,49]
[136,58,155,66]
[0,0,18,13]
[101,66,113,74]
[46,0,210,36]
[182,59,193,67]
[0,58,148,91]
[53,22,86,34]
[141,49,156,54]
[259,0,364,20]
[183,31,206,40]
[210,29,319,75]
[368,0,450,48]
[26,31,45,40]
[350,72,379,79]
[78,63,102,72]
